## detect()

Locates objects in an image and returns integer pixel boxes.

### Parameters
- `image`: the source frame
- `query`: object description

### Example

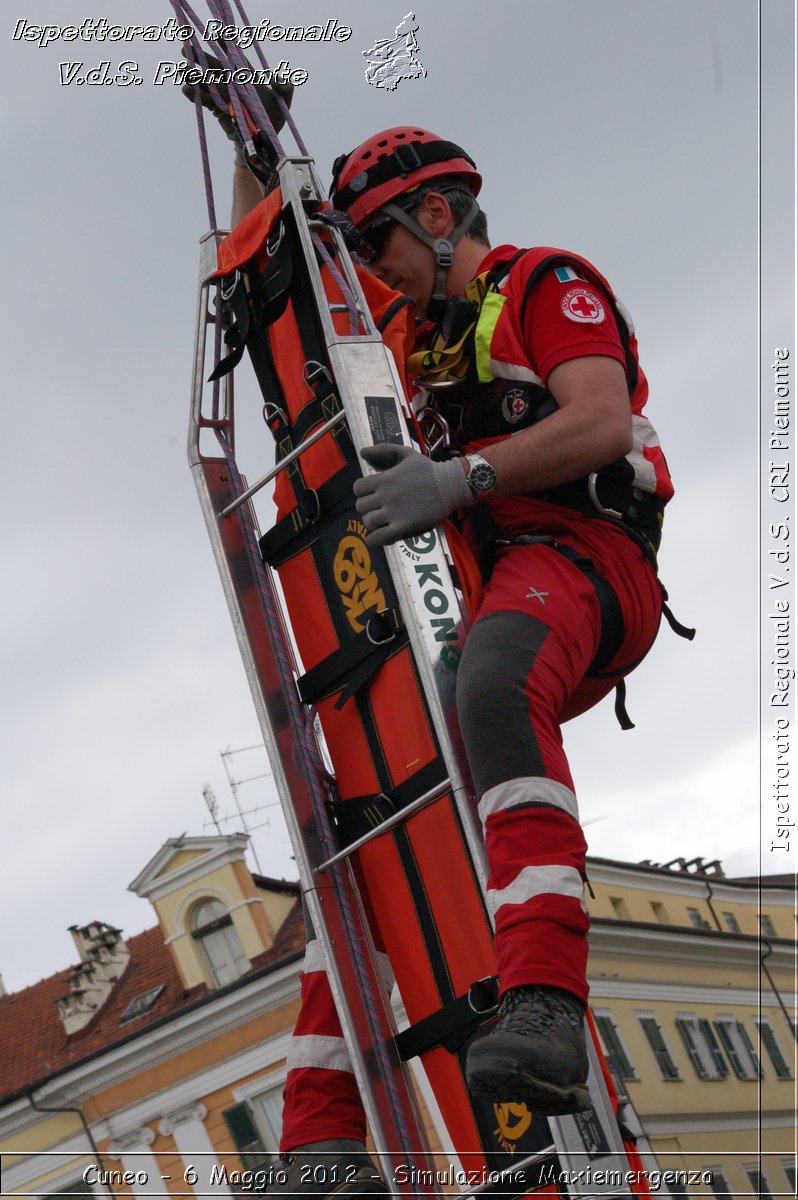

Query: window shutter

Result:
[49,1182,94,1198]
[594,1013,636,1080]
[698,1019,729,1077]
[735,1021,762,1078]
[223,1102,271,1170]
[713,1021,747,1078]
[756,1021,793,1078]
[639,1016,680,1079]
[675,1018,709,1079]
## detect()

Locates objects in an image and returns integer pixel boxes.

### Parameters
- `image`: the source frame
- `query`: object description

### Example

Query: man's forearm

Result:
[232,162,265,226]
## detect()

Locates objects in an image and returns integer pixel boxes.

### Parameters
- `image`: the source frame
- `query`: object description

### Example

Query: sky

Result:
[2,0,795,993]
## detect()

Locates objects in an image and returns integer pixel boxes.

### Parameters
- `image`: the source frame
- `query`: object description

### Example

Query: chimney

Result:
[56,921,130,1036]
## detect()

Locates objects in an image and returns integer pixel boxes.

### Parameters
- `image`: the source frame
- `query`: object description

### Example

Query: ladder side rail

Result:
[271,161,644,1197]
[188,266,440,1195]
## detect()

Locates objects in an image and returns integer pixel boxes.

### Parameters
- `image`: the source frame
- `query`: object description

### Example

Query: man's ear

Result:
[416,191,455,237]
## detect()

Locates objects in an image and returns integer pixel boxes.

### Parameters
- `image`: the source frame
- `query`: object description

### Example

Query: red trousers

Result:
[280,514,662,1150]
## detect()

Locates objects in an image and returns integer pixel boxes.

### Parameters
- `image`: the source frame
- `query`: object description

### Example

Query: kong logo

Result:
[334,527,387,633]
[403,531,458,646]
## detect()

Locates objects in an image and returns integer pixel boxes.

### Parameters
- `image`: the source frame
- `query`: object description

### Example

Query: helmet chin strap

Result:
[380,195,479,325]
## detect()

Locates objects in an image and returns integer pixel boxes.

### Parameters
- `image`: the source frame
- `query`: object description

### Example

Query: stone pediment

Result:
[128,835,250,903]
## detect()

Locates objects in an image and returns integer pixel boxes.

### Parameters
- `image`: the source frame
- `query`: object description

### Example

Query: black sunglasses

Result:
[358,213,399,263]
[358,196,422,263]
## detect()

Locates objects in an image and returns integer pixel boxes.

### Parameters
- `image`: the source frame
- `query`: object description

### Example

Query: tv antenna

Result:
[201,744,277,874]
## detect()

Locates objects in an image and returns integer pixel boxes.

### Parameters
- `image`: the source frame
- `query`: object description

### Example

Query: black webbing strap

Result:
[296,607,407,710]
[492,533,639,728]
[209,232,294,383]
[330,759,449,847]
[542,542,625,674]
[259,463,360,566]
[660,582,697,642]
[395,976,499,1060]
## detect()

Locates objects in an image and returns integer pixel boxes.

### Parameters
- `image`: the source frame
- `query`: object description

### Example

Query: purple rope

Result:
[312,232,362,335]
[228,0,309,156]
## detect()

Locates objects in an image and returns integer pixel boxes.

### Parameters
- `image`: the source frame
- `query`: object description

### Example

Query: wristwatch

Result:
[464,453,497,496]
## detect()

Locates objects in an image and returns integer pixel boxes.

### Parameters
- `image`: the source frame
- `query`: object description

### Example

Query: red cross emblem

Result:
[562,286,606,324]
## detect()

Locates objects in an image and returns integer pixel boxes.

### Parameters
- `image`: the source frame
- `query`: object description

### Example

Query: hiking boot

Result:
[465,985,592,1115]
[267,1140,387,1197]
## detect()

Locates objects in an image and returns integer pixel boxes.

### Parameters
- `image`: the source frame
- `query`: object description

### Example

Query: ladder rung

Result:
[315,779,454,872]
[219,408,347,517]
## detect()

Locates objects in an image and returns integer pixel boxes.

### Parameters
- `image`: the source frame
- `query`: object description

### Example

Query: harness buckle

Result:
[221,268,241,303]
[366,610,395,646]
[266,221,284,258]
[416,407,451,457]
[467,976,499,1016]
[263,401,289,429]
[588,471,623,519]
[432,237,454,268]
[303,360,333,393]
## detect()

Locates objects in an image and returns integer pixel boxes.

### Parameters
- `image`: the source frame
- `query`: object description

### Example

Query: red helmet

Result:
[330,127,482,227]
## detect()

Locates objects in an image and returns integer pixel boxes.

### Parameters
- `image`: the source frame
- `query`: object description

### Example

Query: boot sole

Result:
[466,1049,592,1116]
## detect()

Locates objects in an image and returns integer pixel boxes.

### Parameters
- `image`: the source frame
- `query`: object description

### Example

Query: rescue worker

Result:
[189,75,681,1193]
[329,127,670,1132]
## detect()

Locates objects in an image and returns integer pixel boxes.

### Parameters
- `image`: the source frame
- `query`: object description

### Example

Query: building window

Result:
[758,914,777,938]
[674,1015,729,1080]
[650,900,669,924]
[743,1164,773,1198]
[714,1018,761,1079]
[609,895,631,920]
[781,1159,796,1193]
[707,1166,733,1198]
[120,984,165,1025]
[190,897,250,987]
[638,1014,680,1079]
[251,1085,284,1151]
[592,1009,637,1082]
[686,906,711,929]
[223,1101,272,1170]
[754,1018,793,1079]
[47,1182,95,1198]
[722,911,741,934]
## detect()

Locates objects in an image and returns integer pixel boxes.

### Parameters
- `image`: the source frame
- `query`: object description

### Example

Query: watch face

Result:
[468,458,497,493]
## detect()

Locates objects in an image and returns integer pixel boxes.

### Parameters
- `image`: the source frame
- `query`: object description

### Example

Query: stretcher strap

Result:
[259,463,360,566]
[395,977,499,1060]
[330,760,450,846]
[297,608,408,709]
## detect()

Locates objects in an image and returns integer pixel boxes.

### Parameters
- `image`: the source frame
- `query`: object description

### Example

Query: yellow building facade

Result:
[2,839,794,1199]
[586,856,796,1198]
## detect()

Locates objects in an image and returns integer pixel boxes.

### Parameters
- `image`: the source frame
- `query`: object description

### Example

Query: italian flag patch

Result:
[553,265,583,283]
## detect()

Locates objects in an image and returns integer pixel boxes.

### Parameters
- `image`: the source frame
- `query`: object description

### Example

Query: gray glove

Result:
[354,444,472,547]
[181,51,293,150]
